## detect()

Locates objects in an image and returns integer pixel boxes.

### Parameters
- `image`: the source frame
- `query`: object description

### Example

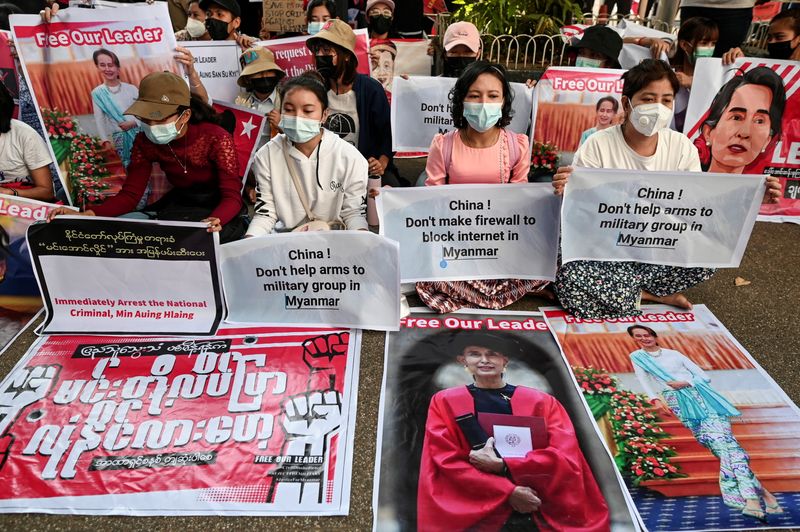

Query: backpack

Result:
[441,129,522,184]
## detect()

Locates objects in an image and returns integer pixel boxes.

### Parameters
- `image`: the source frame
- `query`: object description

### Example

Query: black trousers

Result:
[605,0,633,16]
[681,6,753,57]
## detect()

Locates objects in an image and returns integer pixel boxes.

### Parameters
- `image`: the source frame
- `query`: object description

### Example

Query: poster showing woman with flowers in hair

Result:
[10,4,179,208]
[544,304,800,531]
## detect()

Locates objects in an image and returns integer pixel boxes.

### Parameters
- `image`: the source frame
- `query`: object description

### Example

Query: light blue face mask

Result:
[462,102,503,133]
[307,21,325,35]
[576,56,604,69]
[142,113,185,145]
[280,115,322,143]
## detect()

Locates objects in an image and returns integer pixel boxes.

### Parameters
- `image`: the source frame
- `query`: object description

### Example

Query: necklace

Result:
[167,143,188,174]
[107,82,122,94]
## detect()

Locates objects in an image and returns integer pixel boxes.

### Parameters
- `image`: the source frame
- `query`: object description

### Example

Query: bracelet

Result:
[11,188,18,196]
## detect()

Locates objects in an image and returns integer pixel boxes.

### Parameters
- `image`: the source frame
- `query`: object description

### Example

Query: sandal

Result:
[742,507,767,523]
[766,502,785,515]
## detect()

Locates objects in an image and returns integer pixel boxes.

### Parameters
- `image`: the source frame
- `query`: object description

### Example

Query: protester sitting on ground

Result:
[579,96,620,146]
[417,61,550,313]
[571,25,623,69]
[669,17,719,131]
[723,8,800,63]
[366,0,398,40]
[236,47,286,144]
[174,0,210,41]
[551,59,781,319]
[245,71,368,235]
[307,19,402,186]
[48,72,246,242]
[442,21,482,78]
[306,0,337,35]
[0,83,54,202]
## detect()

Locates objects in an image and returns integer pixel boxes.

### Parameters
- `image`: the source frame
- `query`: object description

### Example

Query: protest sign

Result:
[370,38,431,100]
[373,308,638,531]
[531,66,626,165]
[211,101,266,179]
[378,184,560,282]
[543,304,800,531]
[0,324,360,515]
[183,41,242,104]
[220,232,400,331]
[10,4,180,208]
[0,195,73,349]
[561,168,764,268]
[256,29,370,78]
[0,31,18,102]
[262,0,305,34]
[391,76,533,152]
[27,217,223,336]
[685,57,800,223]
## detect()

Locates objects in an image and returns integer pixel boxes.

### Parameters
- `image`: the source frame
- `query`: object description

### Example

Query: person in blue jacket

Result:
[307,19,406,185]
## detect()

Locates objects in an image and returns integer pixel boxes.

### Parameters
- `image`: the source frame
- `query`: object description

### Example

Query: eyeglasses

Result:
[367,8,392,17]
[310,44,337,56]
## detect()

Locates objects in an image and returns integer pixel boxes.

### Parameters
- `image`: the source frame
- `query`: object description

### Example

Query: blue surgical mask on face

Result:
[308,21,325,35]
[280,115,322,143]
[142,113,185,145]
[462,102,503,133]
[576,56,604,69]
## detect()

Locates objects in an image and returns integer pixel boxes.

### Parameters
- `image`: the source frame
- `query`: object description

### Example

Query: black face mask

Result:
[444,56,475,78]
[768,40,796,60]
[315,55,336,80]
[205,17,230,41]
[250,77,278,95]
[369,15,392,35]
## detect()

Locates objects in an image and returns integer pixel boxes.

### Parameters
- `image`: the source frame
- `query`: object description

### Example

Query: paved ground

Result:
[0,160,798,531]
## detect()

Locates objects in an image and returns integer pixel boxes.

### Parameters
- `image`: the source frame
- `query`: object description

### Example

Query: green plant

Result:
[451,0,582,36]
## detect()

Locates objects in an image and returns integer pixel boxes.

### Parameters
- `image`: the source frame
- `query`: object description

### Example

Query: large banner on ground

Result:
[373,309,638,531]
[0,195,72,349]
[532,66,626,166]
[183,41,241,104]
[561,168,764,268]
[685,58,800,223]
[10,5,180,208]
[27,217,223,336]
[390,76,533,152]
[0,325,360,515]
[256,29,370,78]
[377,184,560,282]
[220,232,400,331]
[543,304,800,531]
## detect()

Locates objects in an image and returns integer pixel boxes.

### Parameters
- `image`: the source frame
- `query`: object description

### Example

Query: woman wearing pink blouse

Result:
[417,62,548,312]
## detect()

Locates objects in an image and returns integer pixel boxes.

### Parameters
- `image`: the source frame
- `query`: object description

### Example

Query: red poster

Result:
[257,29,370,78]
[0,325,359,515]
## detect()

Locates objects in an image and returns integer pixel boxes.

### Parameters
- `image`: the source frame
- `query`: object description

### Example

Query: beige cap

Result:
[306,19,357,62]
[125,71,190,120]
[443,21,481,53]
[366,0,394,12]
[237,47,285,88]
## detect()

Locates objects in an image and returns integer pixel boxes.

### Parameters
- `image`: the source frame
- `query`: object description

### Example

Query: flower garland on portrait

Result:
[573,366,683,485]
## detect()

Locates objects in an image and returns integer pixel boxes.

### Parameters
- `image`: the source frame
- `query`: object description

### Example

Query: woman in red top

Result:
[48,72,245,242]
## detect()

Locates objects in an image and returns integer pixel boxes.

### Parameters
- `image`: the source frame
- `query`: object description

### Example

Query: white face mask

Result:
[185,17,207,38]
[628,102,673,137]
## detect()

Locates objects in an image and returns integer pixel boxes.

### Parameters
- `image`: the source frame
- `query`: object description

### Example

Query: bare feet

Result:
[762,489,784,514]
[641,291,693,310]
[742,499,766,522]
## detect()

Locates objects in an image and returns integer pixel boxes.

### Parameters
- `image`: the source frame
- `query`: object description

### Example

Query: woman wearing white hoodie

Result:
[246,71,368,235]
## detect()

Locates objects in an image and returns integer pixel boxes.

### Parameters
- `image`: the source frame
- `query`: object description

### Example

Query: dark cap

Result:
[571,25,623,67]
[125,72,190,120]
[448,331,522,358]
[199,0,241,18]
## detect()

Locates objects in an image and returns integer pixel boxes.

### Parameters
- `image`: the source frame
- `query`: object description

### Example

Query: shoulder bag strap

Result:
[283,136,317,222]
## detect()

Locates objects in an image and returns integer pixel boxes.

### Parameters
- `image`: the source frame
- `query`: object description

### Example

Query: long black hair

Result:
[702,66,785,139]
[305,0,337,22]
[673,17,719,68]
[0,82,13,134]
[449,61,514,130]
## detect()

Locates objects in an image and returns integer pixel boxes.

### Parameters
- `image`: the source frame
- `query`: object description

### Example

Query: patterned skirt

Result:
[415,279,550,313]
[663,388,761,508]
[554,260,715,319]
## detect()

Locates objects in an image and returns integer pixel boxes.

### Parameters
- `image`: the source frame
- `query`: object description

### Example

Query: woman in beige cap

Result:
[49,72,246,242]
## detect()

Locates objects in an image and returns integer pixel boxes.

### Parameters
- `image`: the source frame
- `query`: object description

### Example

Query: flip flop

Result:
[766,502,785,515]
[742,507,767,523]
